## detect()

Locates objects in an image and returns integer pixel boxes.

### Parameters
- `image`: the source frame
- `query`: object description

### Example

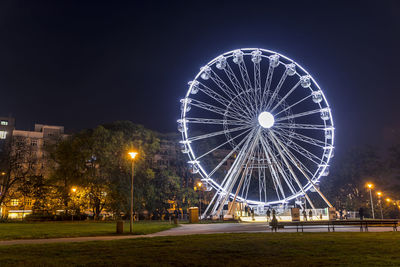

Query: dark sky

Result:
[0,1,399,154]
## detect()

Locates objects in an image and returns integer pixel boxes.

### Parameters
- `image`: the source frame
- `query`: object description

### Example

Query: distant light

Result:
[197,182,202,188]
[367,183,373,189]
[377,191,382,197]
[258,112,275,128]
[71,187,77,193]
[386,198,391,203]
[128,152,138,159]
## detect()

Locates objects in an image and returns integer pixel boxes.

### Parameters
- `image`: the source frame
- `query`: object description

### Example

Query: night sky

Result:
[0,1,399,155]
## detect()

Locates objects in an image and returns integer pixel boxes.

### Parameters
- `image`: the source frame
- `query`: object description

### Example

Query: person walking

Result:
[302,209,307,221]
[271,213,278,232]
[308,209,313,221]
[339,209,343,220]
[359,207,364,220]
[266,209,271,222]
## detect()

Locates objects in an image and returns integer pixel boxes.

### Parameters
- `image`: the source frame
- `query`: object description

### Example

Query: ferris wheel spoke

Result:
[268,148,298,196]
[271,130,324,165]
[261,64,274,107]
[263,136,297,198]
[215,129,261,216]
[184,117,248,126]
[210,68,251,111]
[189,99,250,122]
[196,81,243,113]
[259,136,286,199]
[265,71,288,110]
[274,123,327,131]
[267,131,316,209]
[271,132,320,178]
[223,61,245,94]
[274,94,312,117]
[274,128,326,147]
[274,108,322,122]
[224,61,259,118]
[253,59,261,112]
[207,129,255,178]
[270,131,333,207]
[187,125,252,142]
[195,128,252,160]
[236,147,258,204]
[270,81,301,113]
[238,59,252,91]
[192,79,253,120]
[273,135,315,177]
[236,59,257,115]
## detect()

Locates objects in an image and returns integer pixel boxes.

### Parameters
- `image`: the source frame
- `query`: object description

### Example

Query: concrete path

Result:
[0,222,396,246]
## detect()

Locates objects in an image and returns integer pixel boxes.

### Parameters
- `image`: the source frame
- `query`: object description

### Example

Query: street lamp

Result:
[71,187,77,193]
[386,198,391,203]
[128,151,138,234]
[377,191,383,219]
[366,183,375,219]
[197,182,202,218]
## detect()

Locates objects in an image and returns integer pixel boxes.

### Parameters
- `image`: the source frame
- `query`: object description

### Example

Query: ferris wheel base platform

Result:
[239,215,329,223]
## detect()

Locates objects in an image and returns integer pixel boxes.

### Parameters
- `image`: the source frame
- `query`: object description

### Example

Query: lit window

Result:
[31,139,38,146]
[1,121,8,126]
[11,199,19,206]
[0,131,7,139]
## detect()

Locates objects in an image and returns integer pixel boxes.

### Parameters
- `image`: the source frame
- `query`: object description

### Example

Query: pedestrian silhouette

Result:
[359,207,364,220]
[308,210,313,221]
[266,209,271,222]
[302,209,307,221]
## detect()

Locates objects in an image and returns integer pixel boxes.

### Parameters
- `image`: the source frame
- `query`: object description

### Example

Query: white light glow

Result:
[258,112,275,128]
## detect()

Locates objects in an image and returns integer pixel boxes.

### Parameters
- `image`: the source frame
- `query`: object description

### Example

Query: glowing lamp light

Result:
[128,152,138,159]
[197,182,202,188]
[377,191,382,197]
[258,112,275,129]
[71,187,77,193]
[386,198,391,203]
[367,183,373,189]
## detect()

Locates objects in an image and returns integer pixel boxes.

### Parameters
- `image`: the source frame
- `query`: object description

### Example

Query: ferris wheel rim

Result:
[179,47,334,207]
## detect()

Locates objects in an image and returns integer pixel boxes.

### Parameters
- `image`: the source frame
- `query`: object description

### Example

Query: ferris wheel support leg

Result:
[201,189,219,219]
[227,152,255,215]
[270,131,333,208]
[214,129,261,218]
[268,131,316,210]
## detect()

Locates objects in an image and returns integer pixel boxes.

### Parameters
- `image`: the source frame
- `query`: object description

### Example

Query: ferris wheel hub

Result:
[258,111,275,128]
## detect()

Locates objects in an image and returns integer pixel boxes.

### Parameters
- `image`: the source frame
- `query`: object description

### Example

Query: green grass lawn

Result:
[0,232,399,266]
[0,221,176,240]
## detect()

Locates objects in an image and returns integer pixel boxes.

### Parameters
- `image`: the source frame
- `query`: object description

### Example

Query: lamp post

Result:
[377,191,383,219]
[367,183,375,219]
[128,151,138,234]
[71,187,77,221]
[197,182,202,217]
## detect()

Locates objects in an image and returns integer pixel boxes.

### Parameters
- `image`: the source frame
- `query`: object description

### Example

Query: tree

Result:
[49,121,160,219]
[0,137,38,212]
[322,145,385,213]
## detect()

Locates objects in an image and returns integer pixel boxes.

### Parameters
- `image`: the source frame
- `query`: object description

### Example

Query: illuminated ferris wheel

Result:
[178,48,334,218]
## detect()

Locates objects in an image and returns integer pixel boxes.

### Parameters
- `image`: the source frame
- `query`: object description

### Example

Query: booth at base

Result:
[189,207,199,223]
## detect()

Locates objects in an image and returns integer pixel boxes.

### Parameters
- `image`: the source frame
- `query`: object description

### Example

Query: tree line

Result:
[322,143,400,218]
[0,121,199,220]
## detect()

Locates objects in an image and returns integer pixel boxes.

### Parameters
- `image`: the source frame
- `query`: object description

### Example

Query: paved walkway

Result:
[0,223,396,246]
